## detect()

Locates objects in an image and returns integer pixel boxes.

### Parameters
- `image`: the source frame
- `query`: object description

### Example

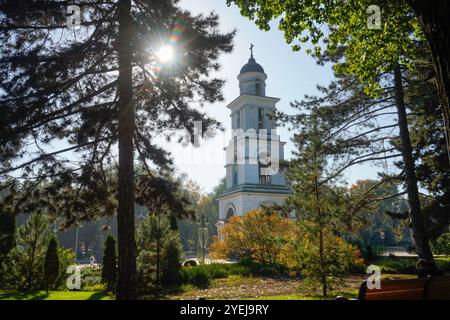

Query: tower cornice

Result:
[226,94,280,112]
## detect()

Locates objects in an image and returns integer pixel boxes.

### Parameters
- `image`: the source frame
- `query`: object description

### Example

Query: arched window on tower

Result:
[258,108,264,129]
[259,155,271,185]
[237,110,241,129]
[225,207,235,222]
[259,165,271,185]
[232,164,238,186]
[255,82,262,96]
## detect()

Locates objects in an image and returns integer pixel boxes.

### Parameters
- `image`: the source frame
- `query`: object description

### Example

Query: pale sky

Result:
[156,0,383,193]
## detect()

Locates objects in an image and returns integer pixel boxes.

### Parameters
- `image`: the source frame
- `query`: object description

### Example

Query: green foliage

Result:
[236,259,288,277]
[11,213,51,290]
[292,226,365,292]
[43,237,60,293]
[0,0,235,227]
[136,214,183,289]
[160,240,182,286]
[101,235,117,292]
[180,260,289,288]
[0,211,15,257]
[373,258,417,274]
[80,266,103,291]
[349,181,411,248]
[284,109,362,295]
[435,257,450,272]
[227,0,419,97]
[432,234,450,256]
[178,178,226,252]
[0,213,75,291]
[54,247,75,290]
[181,266,210,288]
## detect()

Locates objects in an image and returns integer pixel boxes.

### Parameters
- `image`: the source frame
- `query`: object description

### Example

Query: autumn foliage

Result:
[209,209,365,292]
[292,223,365,289]
[209,210,297,265]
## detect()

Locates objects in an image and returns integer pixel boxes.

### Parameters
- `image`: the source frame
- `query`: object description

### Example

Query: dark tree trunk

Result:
[406,0,450,163]
[319,229,327,297]
[312,118,327,297]
[393,65,434,263]
[116,0,136,300]
[156,214,161,286]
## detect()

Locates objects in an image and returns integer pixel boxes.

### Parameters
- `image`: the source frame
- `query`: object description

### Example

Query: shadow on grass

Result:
[87,291,110,300]
[137,285,187,300]
[0,291,49,300]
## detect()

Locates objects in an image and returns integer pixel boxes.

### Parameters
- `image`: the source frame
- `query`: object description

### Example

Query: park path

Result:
[168,275,367,300]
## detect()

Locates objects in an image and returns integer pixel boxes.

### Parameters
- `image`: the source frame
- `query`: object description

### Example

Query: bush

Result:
[55,247,75,290]
[202,264,231,279]
[292,227,365,293]
[180,260,289,289]
[209,210,297,265]
[432,233,450,256]
[373,258,416,274]
[80,266,103,290]
[436,257,450,272]
[161,241,183,286]
[236,259,287,277]
[182,267,210,288]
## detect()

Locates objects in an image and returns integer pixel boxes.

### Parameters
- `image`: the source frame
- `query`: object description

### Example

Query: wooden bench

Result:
[357,276,450,300]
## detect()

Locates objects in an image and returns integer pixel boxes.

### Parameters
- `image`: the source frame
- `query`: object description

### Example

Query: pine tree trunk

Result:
[393,65,434,263]
[156,215,161,286]
[313,118,327,297]
[319,229,327,297]
[406,0,450,163]
[116,0,137,300]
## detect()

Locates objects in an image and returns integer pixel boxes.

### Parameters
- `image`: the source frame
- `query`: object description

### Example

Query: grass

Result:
[0,290,113,300]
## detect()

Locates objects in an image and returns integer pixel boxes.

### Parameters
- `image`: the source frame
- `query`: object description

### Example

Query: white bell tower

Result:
[216,45,290,234]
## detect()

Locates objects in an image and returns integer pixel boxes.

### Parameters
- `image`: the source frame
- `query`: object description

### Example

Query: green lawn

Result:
[0,291,112,300]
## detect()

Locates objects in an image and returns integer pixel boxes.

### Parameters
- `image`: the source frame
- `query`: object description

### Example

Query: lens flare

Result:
[156,44,175,63]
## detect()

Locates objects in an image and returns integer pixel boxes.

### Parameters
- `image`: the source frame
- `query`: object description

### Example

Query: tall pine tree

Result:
[0,0,234,299]
[281,42,448,265]
[285,113,348,296]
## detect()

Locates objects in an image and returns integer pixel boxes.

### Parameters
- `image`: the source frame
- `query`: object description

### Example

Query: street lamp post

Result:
[197,213,209,265]
[380,230,386,256]
[74,226,80,261]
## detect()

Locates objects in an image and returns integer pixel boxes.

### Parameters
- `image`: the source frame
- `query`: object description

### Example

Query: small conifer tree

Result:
[102,235,117,293]
[43,236,60,294]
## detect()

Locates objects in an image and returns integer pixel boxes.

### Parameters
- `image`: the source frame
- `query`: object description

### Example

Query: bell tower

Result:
[216,45,290,231]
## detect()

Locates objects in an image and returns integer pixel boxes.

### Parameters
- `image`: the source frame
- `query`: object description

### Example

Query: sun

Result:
[156,44,175,63]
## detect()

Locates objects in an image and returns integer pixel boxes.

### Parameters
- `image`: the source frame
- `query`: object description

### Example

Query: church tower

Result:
[216,45,290,231]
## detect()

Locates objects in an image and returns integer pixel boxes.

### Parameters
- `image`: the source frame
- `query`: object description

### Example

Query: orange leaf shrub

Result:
[209,209,297,265]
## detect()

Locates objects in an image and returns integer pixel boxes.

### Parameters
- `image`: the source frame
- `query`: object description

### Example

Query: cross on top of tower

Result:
[250,44,254,58]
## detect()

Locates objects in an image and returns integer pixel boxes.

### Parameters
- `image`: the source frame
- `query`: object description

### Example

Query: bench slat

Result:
[426,276,450,300]
[360,276,450,300]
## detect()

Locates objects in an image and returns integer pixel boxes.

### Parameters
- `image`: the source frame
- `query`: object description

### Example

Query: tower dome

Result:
[240,56,265,74]
[238,44,267,96]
